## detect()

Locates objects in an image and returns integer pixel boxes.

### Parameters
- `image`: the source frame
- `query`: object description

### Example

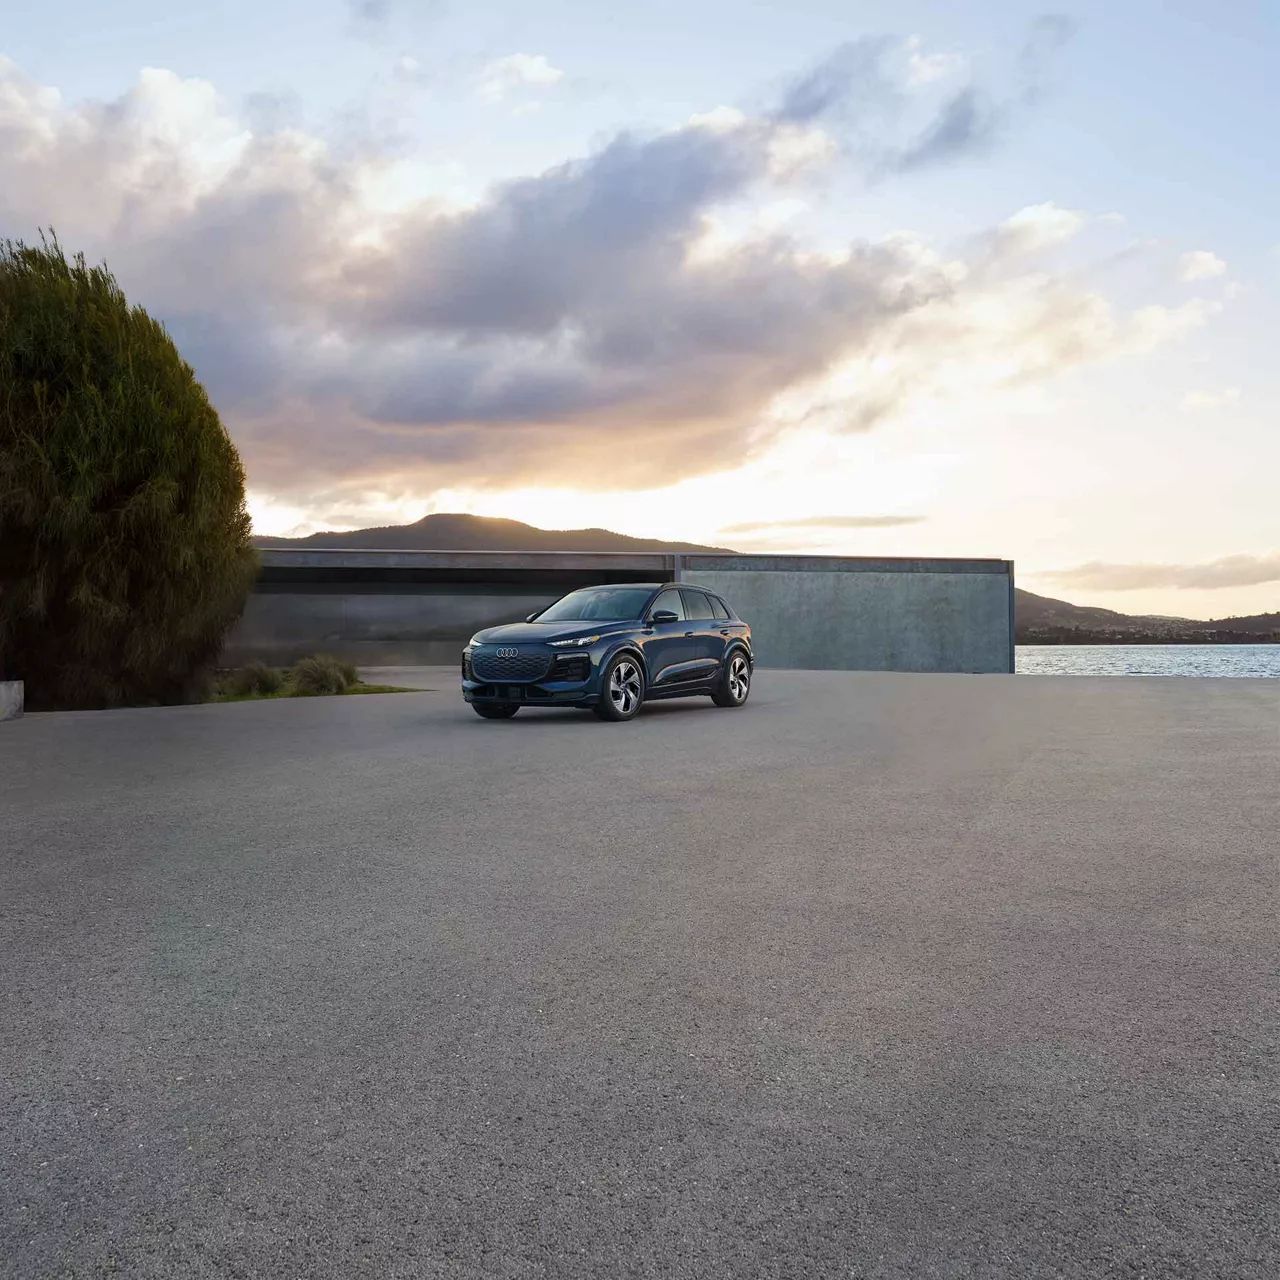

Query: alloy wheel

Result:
[609,659,642,716]
[728,655,750,702]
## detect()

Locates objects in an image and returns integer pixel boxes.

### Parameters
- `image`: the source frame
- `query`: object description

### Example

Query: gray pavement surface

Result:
[359,665,449,690]
[2,671,1278,1279]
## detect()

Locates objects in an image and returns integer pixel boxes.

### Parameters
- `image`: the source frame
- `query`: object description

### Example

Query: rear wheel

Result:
[711,651,751,708]
[595,654,644,721]
[472,702,519,719]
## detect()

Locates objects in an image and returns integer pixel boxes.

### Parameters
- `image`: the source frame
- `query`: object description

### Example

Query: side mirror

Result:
[650,609,679,625]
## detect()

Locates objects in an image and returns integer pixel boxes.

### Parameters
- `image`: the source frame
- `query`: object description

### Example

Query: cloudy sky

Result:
[2,0,1276,618]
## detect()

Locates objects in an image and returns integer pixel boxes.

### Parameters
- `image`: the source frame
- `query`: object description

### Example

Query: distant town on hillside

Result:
[255,515,1280,645]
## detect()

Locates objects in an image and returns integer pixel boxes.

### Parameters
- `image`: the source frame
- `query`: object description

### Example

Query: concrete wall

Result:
[222,550,674,667]
[681,556,1013,674]
[225,584,575,667]
[221,549,1014,674]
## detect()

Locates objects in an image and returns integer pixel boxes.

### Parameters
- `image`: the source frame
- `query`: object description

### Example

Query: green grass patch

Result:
[211,656,418,702]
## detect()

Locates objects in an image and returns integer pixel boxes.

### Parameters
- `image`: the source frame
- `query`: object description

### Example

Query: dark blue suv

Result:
[462,583,753,721]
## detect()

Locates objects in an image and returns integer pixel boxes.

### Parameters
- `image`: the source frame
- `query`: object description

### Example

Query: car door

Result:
[643,588,695,687]
[710,592,748,658]
[680,588,725,679]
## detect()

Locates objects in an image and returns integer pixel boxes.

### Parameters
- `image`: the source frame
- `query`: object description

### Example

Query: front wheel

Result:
[711,651,751,708]
[595,653,644,721]
[472,702,519,719]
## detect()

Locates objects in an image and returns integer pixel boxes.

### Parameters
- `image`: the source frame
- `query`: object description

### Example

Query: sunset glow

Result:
[4,2,1275,620]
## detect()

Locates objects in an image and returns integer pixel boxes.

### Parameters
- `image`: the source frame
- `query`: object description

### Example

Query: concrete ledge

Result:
[0,681,23,721]
[260,548,677,572]
[682,553,1012,576]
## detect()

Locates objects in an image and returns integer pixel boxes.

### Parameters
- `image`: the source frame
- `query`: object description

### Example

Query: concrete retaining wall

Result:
[221,549,1014,674]
[681,556,1013,674]
[227,585,578,667]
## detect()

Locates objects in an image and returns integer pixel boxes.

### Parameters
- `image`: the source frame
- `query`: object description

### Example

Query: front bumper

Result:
[462,646,601,705]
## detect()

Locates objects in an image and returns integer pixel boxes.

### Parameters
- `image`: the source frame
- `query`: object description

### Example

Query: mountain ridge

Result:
[253,512,732,555]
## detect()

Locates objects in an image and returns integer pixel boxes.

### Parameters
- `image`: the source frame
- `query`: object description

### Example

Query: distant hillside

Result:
[1014,589,1194,632]
[1015,589,1279,643]
[254,513,733,555]
[1201,610,1280,632]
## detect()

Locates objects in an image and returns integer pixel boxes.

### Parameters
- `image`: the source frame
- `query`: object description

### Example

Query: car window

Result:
[681,589,714,620]
[650,589,685,621]
[536,586,655,621]
[710,596,730,621]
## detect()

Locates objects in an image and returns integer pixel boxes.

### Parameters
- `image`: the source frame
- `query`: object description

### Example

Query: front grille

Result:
[472,650,552,682]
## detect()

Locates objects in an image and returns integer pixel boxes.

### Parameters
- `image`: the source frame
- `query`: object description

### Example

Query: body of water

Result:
[1016,644,1280,678]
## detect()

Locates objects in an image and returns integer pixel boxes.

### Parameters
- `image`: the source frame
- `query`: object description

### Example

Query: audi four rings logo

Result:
[495,647,520,658]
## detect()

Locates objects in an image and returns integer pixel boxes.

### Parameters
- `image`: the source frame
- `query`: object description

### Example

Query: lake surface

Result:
[1016,645,1280,678]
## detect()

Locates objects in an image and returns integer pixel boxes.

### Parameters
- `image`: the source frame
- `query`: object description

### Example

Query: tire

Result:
[594,652,645,721]
[711,650,751,708]
[472,702,519,719]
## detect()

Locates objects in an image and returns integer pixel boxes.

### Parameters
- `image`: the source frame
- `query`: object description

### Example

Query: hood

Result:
[471,620,632,645]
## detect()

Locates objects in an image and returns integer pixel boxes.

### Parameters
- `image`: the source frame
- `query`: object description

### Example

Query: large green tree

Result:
[0,236,258,709]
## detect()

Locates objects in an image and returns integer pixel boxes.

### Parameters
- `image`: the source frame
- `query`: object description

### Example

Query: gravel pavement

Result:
[2,670,1277,1278]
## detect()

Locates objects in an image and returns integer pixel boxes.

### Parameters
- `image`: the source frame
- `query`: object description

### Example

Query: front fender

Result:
[600,641,649,686]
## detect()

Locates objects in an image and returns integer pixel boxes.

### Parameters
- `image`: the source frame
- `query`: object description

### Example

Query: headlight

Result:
[549,635,600,648]
[468,634,485,647]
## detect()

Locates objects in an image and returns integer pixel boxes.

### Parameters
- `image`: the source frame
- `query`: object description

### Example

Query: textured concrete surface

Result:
[688,565,1013,674]
[225,587,569,667]
[2,672,1277,1279]
[0,680,21,721]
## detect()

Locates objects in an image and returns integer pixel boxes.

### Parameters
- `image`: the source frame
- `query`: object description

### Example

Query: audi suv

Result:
[462,583,753,721]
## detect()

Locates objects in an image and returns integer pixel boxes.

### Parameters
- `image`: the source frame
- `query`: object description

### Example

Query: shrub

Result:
[221,660,285,698]
[290,654,355,697]
[0,234,257,709]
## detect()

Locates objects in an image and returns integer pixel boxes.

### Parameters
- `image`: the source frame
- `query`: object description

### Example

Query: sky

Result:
[1,0,1276,619]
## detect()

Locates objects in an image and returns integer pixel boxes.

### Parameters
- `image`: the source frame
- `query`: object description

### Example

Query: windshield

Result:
[535,587,654,622]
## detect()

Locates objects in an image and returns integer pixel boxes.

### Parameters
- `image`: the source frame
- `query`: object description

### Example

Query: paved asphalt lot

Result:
[2,669,1277,1279]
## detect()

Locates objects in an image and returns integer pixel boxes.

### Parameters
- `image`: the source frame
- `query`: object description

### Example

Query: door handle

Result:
[719,628,730,634]
[684,630,694,637]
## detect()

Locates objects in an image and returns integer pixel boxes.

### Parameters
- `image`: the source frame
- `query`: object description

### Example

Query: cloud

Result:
[1042,554,1280,591]
[774,44,991,174]
[1180,387,1241,411]
[475,53,563,104]
[980,201,1086,260]
[393,55,424,83]
[1019,14,1078,94]
[0,49,1217,516]
[774,37,900,125]
[1179,249,1226,282]
[349,0,391,25]
[721,515,925,533]
[888,86,1004,172]
[1127,298,1220,352]
[772,20,1069,176]
[904,36,965,88]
